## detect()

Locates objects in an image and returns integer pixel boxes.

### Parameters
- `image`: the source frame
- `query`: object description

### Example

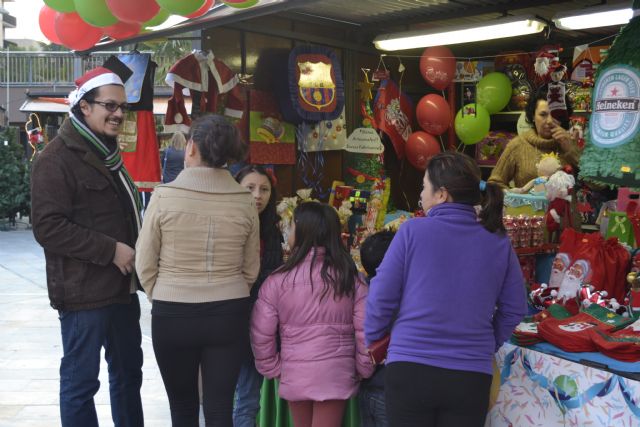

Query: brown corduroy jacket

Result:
[31,119,137,311]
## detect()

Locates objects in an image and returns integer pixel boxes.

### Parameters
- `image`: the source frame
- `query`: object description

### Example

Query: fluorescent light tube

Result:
[373,16,546,51]
[553,6,634,30]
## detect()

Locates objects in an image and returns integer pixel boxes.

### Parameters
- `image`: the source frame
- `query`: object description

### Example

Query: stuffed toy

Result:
[545,60,569,123]
[545,169,575,241]
[509,152,561,194]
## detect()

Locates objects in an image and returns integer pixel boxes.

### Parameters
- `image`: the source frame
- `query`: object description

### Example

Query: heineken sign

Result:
[590,65,640,148]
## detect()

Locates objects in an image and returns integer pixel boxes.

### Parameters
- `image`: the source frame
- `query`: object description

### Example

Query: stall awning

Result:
[19,97,191,116]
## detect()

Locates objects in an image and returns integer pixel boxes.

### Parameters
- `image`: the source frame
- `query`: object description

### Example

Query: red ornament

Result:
[419,46,456,91]
[106,0,160,23]
[187,0,214,18]
[39,5,62,45]
[405,131,441,171]
[104,21,141,40]
[416,94,451,136]
[54,12,103,51]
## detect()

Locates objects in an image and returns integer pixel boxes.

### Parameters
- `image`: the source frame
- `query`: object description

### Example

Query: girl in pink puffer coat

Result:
[251,201,374,427]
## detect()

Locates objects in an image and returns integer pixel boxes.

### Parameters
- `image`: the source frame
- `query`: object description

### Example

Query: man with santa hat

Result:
[30,57,144,427]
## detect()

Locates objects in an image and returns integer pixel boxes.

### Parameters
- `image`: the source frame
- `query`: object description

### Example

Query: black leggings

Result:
[385,362,492,427]
[152,301,250,427]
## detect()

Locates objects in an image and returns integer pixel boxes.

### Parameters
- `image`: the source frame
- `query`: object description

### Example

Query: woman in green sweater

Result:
[489,90,580,189]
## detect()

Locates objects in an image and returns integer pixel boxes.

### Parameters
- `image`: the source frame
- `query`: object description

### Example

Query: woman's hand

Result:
[551,123,575,153]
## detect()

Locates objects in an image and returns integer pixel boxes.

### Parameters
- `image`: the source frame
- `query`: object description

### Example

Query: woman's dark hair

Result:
[70,87,99,119]
[235,164,280,241]
[189,114,248,167]
[426,151,505,234]
[278,201,357,301]
[525,87,573,130]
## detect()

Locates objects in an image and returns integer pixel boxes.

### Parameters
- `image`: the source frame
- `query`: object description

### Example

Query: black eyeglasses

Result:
[89,100,130,113]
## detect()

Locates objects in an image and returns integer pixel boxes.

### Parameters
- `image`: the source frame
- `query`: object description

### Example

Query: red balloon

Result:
[187,0,214,18]
[406,131,441,171]
[39,5,62,45]
[55,12,103,51]
[419,46,456,91]
[416,94,451,136]
[106,0,160,23]
[104,21,141,40]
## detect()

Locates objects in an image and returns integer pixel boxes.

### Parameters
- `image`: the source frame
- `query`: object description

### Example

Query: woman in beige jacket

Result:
[136,114,260,427]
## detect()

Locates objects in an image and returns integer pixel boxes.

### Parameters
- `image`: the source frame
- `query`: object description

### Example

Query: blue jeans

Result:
[358,387,389,427]
[233,358,263,427]
[58,294,144,427]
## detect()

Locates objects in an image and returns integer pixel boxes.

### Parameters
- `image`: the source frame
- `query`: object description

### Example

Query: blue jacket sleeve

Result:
[493,247,527,350]
[364,225,407,345]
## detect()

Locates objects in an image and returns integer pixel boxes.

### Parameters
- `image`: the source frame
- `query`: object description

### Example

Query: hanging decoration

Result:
[73,0,118,27]
[222,0,259,9]
[164,50,245,133]
[287,45,344,122]
[104,21,141,40]
[302,107,347,152]
[416,93,451,136]
[44,0,75,13]
[579,0,640,187]
[54,12,103,51]
[373,78,414,159]
[405,131,441,171]
[25,113,48,161]
[248,89,296,165]
[143,8,170,27]
[187,0,215,18]
[156,0,205,17]
[476,71,512,114]
[454,104,491,145]
[39,6,62,45]
[116,53,162,190]
[106,0,160,24]
[419,46,456,91]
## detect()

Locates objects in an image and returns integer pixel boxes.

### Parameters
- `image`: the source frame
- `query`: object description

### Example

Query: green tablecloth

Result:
[257,379,360,427]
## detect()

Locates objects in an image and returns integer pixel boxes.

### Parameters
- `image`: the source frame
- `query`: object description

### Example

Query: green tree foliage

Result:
[0,127,30,225]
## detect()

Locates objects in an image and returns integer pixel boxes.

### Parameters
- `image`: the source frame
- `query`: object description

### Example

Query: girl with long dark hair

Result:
[251,201,374,427]
[232,165,283,427]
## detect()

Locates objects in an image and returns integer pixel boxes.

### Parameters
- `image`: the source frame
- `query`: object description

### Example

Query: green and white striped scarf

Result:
[70,115,142,234]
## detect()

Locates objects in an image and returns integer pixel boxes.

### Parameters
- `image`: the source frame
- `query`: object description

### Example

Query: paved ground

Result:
[0,230,173,427]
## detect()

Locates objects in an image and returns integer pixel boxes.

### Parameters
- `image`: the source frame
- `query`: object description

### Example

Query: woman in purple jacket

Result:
[365,152,527,427]
[251,201,374,427]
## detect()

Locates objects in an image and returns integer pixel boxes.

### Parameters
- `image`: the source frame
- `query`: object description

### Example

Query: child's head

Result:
[360,231,395,278]
[289,201,342,254]
[280,201,357,300]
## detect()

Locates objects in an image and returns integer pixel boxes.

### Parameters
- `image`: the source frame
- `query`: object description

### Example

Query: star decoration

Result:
[611,86,620,96]
[358,71,375,103]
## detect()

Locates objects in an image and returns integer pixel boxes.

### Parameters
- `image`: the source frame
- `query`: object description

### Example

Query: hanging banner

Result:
[345,128,384,154]
[590,65,640,148]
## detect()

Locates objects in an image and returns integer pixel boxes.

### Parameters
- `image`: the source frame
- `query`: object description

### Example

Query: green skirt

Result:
[257,379,360,427]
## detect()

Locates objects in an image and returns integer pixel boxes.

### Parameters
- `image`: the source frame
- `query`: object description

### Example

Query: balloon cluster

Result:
[39,0,254,51]
[405,46,457,171]
[455,72,512,145]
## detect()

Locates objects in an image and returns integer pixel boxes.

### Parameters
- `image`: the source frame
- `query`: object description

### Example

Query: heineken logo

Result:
[595,98,639,112]
[590,65,640,148]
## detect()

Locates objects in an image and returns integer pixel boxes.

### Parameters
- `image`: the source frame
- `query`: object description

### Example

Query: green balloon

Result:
[144,8,171,28]
[44,0,76,13]
[477,72,512,114]
[155,0,204,16]
[74,0,117,27]
[455,104,491,145]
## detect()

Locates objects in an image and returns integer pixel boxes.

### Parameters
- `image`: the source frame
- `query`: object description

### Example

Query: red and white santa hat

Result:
[68,67,124,108]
